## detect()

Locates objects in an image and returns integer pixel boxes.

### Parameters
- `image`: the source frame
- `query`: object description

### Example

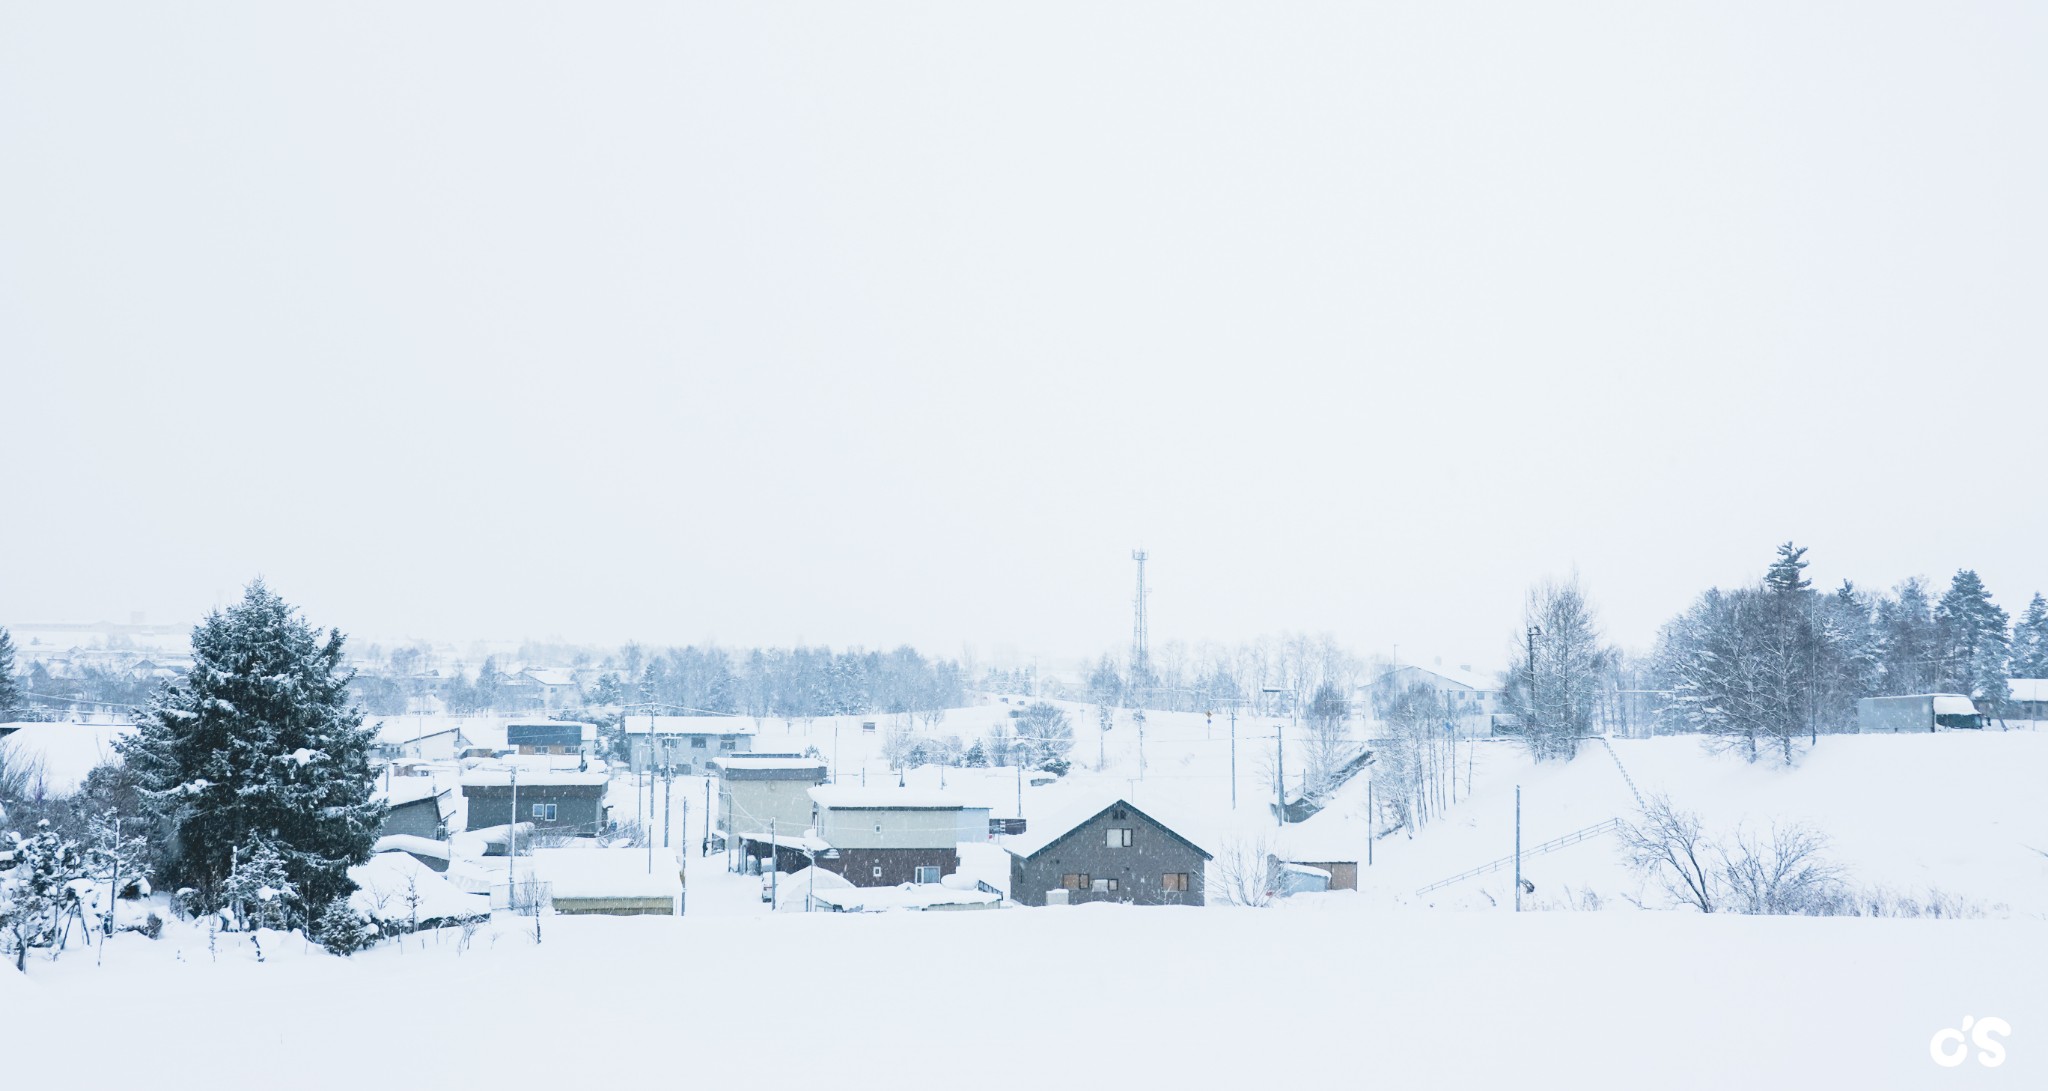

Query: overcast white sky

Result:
[3,3,2044,670]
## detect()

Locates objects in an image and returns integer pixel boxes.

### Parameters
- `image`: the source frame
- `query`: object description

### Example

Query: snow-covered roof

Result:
[1932,694,1980,716]
[771,866,858,910]
[459,769,609,788]
[1001,794,1210,859]
[1369,662,1500,693]
[2008,679,2048,704]
[0,722,135,794]
[372,718,465,745]
[711,756,826,773]
[809,785,989,811]
[621,715,759,736]
[373,834,452,861]
[529,848,679,900]
[518,669,578,688]
[348,852,490,923]
[377,776,448,809]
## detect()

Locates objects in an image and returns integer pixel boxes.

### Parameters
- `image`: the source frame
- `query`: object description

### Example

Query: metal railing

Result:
[1414,817,1624,896]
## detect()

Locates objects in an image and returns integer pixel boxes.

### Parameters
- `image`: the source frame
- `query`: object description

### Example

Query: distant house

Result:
[622,715,758,774]
[2007,679,2048,721]
[1005,797,1210,907]
[808,786,990,887]
[1361,662,1505,736]
[370,718,468,763]
[377,776,455,841]
[714,755,829,855]
[461,769,610,836]
[499,668,580,711]
[506,720,595,757]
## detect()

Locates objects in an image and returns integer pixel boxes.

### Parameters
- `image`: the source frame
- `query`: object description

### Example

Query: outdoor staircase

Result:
[1588,736,1645,810]
[1414,817,1625,896]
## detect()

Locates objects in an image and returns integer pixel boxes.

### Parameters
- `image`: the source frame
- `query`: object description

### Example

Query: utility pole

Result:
[704,778,713,857]
[769,818,778,910]
[1229,703,1238,810]
[1263,687,1284,826]
[1513,784,1522,913]
[679,798,688,916]
[1526,626,1542,742]
[663,739,673,849]
[1130,549,1150,779]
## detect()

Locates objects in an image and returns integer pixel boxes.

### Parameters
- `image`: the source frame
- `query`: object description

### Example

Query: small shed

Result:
[528,848,680,916]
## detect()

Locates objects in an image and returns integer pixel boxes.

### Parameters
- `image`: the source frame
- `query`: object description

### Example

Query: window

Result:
[691,737,708,749]
[1162,872,1190,892]
[874,823,884,834]
[1106,827,1133,848]
[872,866,883,879]
[1090,878,1118,892]
[1061,874,1089,890]
[913,866,942,884]
[720,738,736,750]
[531,803,557,822]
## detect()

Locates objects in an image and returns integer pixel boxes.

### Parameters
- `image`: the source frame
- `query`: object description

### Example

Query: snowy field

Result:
[2,907,2040,1088]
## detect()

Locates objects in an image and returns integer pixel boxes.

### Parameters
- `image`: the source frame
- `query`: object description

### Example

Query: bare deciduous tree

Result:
[1212,837,1280,908]
[1619,795,1718,913]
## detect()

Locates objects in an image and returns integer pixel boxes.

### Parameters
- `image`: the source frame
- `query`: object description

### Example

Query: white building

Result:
[1360,661,1505,736]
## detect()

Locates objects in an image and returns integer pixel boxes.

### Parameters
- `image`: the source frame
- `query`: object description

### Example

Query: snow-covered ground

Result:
[2,907,2040,1088]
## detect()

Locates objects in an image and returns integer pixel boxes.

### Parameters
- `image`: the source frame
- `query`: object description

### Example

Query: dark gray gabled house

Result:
[1006,798,1210,907]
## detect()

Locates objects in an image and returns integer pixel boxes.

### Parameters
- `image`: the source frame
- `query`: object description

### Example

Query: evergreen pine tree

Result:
[1765,542,1813,594]
[0,625,23,718]
[315,897,376,956]
[1934,570,2009,695]
[1,821,83,970]
[2011,593,2048,679]
[119,580,385,921]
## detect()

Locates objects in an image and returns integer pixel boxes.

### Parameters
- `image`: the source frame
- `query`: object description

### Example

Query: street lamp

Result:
[1262,687,1286,827]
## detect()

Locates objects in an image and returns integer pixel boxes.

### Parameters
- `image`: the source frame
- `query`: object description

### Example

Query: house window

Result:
[913,866,942,884]
[1112,808,1127,820]
[1106,827,1133,848]
[874,824,883,834]
[1090,878,1118,892]
[691,737,708,749]
[1162,872,1190,892]
[531,803,557,821]
[1061,874,1089,890]
[720,738,736,750]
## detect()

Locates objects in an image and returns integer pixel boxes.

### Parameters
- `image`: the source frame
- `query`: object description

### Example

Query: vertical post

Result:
[1275,717,1285,827]
[1513,784,1522,913]
[106,815,122,937]
[1015,762,1022,818]
[1366,778,1373,867]
[704,778,713,857]
[679,798,687,916]
[663,740,673,849]
[1229,704,1237,810]
[769,818,778,910]
[508,766,518,911]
